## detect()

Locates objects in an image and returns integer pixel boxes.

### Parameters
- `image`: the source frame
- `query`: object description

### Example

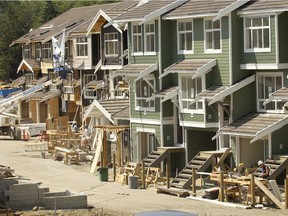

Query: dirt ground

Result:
[1,137,288,216]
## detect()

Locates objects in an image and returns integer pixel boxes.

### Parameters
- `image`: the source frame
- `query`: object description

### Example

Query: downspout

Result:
[158,17,163,148]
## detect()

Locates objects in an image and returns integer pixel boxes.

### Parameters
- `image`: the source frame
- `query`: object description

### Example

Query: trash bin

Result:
[41,152,45,159]
[98,167,108,181]
[128,176,138,189]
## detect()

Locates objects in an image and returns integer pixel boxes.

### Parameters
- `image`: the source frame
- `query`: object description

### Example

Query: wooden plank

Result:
[90,130,103,173]
[255,178,285,210]
[268,180,283,202]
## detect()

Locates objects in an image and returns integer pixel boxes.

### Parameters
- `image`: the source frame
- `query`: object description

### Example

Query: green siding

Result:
[278,12,288,63]
[271,124,288,155]
[232,82,256,120]
[162,100,173,117]
[241,15,276,64]
[230,137,237,167]
[206,103,219,123]
[180,113,204,122]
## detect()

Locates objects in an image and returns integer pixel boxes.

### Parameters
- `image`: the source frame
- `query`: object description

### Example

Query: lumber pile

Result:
[0,165,16,179]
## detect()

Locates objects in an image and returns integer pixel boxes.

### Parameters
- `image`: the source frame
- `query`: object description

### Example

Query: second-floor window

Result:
[23,44,31,59]
[177,20,193,54]
[135,77,155,110]
[144,23,155,53]
[42,42,52,59]
[104,33,118,56]
[181,76,203,112]
[205,19,221,52]
[244,16,270,52]
[257,73,283,112]
[35,43,41,60]
[132,25,143,54]
[76,37,88,57]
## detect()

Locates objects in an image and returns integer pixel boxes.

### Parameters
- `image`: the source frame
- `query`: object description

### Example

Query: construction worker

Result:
[257,160,270,179]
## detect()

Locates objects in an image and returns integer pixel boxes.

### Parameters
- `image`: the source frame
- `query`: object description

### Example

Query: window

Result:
[205,19,221,52]
[257,73,283,112]
[76,37,88,57]
[23,44,31,59]
[104,33,118,56]
[42,42,52,59]
[244,16,270,52]
[132,25,143,54]
[181,76,203,112]
[144,23,155,53]
[135,77,155,110]
[177,21,193,54]
[83,74,97,86]
[35,43,41,60]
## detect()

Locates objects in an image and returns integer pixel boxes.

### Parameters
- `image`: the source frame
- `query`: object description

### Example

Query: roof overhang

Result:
[110,63,158,80]
[17,59,35,73]
[87,10,121,36]
[213,113,288,143]
[208,74,255,106]
[83,99,114,124]
[40,90,61,103]
[213,0,251,21]
[160,59,216,79]
[138,0,188,25]
[263,87,288,106]
[152,86,179,103]
[238,9,288,16]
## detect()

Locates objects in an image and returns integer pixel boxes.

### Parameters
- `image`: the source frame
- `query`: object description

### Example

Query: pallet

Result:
[156,186,190,198]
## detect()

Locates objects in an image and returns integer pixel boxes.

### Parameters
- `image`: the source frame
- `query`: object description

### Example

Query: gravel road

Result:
[1,137,288,216]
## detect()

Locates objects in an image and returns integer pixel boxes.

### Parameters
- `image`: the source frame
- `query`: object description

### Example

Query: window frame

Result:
[177,19,194,55]
[132,24,143,56]
[256,72,283,113]
[204,18,222,53]
[104,32,119,57]
[244,16,271,53]
[144,22,156,55]
[76,37,88,57]
[23,44,31,59]
[35,43,41,61]
[179,75,204,114]
[135,76,155,111]
[42,42,52,59]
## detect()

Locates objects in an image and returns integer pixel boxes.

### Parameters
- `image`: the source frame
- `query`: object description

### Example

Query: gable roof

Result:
[11,3,116,45]
[114,0,187,23]
[163,0,242,20]
[238,0,288,14]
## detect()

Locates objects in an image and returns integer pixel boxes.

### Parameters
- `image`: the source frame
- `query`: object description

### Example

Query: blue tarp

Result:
[0,88,21,98]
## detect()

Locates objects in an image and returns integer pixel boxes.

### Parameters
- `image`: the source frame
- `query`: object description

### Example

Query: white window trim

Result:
[35,43,41,60]
[204,18,222,54]
[144,22,156,55]
[76,37,88,58]
[23,44,31,59]
[256,72,283,113]
[135,75,156,112]
[131,23,143,56]
[42,42,52,59]
[104,32,119,57]
[179,75,204,114]
[177,19,194,55]
[244,16,271,53]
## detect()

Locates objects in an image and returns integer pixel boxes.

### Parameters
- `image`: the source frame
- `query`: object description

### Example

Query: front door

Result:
[138,132,156,160]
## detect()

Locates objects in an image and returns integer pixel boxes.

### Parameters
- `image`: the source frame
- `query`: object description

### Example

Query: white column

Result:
[36,101,40,123]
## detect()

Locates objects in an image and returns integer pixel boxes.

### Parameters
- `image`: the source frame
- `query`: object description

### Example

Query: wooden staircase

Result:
[254,157,288,180]
[170,149,231,189]
[143,149,169,169]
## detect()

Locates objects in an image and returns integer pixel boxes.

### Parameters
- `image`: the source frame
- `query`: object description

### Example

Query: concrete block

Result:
[43,191,67,197]
[38,187,49,198]
[42,195,87,209]
[5,198,39,210]
[5,183,39,201]
[0,179,18,204]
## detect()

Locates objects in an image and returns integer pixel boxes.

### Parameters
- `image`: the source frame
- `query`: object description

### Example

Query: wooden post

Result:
[117,131,122,166]
[250,174,256,207]
[219,171,224,202]
[100,151,104,168]
[166,154,170,189]
[113,153,116,182]
[103,130,107,166]
[285,178,288,209]
[192,168,196,197]
[141,160,145,189]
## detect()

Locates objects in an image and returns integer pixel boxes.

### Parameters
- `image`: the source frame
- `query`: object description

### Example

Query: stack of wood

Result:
[0,165,16,179]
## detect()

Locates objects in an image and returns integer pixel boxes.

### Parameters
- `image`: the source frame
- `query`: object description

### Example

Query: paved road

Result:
[1,138,288,216]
